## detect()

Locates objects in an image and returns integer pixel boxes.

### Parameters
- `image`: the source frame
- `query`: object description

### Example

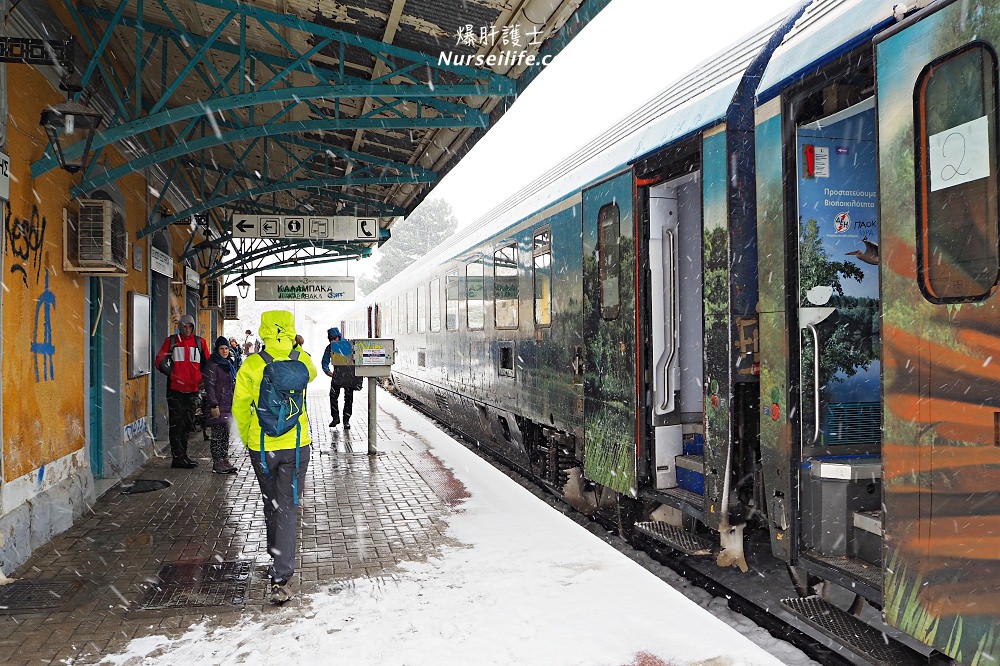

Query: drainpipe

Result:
[0,0,8,507]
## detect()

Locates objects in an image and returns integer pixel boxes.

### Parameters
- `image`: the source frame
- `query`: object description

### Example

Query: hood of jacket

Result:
[258,310,296,356]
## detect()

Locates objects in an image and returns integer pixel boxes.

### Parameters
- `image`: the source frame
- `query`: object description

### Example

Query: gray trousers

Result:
[249,445,311,583]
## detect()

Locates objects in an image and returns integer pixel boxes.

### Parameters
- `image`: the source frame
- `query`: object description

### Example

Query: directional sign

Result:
[231,214,380,241]
[232,215,258,236]
[260,217,281,237]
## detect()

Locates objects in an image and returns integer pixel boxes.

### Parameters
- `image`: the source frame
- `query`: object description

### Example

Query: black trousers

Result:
[250,445,310,583]
[329,382,354,425]
[167,389,198,460]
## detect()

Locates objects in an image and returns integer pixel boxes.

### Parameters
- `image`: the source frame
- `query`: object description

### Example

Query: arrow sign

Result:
[260,217,280,237]
[232,215,258,237]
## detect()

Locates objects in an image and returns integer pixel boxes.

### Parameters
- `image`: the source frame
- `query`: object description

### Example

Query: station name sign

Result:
[254,276,356,302]
[232,214,379,242]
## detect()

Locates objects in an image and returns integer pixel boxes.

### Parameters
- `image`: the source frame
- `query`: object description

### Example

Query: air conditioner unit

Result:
[223,295,239,320]
[203,278,223,309]
[64,200,128,274]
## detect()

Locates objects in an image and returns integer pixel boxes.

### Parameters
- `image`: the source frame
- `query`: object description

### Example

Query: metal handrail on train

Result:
[657,229,678,413]
[806,322,821,445]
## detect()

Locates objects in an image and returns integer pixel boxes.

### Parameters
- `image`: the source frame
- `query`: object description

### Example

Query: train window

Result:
[417,283,427,333]
[533,228,552,326]
[406,290,415,334]
[446,270,459,331]
[598,203,621,319]
[467,260,485,330]
[498,341,515,378]
[430,278,441,332]
[494,244,519,328]
[916,42,1000,303]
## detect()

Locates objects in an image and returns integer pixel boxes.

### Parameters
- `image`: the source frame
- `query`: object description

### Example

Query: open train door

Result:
[581,171,639,497]
[877,4,1000,663]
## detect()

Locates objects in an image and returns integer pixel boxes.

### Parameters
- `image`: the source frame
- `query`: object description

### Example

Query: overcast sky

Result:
[428,0,800,227]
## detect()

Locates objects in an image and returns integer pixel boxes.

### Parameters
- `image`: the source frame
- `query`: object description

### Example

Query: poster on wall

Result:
[128,291,151,377]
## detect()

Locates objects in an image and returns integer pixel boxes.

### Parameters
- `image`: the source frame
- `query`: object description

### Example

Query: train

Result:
[341,1,1000,664]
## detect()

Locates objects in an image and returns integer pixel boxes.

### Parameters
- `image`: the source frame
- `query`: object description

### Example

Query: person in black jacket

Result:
[204,336,238,474]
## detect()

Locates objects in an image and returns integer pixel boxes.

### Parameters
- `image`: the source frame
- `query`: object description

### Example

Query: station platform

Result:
[0,391,795,666]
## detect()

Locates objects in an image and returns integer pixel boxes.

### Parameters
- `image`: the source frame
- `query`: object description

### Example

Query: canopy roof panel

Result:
[28,0,606,279]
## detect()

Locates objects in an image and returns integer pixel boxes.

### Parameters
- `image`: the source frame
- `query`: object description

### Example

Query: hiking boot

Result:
[171,458,197,469]
[212,459,237,474]
[329,417,340,427]
[269,580,292,605]
[344,422,351,430]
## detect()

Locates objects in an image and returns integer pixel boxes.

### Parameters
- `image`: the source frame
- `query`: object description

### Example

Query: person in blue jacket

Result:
[321,327,360,429]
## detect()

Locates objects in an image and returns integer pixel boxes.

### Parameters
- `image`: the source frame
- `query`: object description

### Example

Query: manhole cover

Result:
[139,559,253,609]
[121,479,171,494]
[0,580,83,612]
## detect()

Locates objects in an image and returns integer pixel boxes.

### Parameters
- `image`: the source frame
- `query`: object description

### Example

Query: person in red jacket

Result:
[155,314,210,468]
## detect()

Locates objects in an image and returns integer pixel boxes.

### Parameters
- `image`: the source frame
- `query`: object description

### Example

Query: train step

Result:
[780,595,923,666]
[634,521,713,556]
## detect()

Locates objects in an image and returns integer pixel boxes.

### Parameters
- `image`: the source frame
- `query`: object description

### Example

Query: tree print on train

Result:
[877,4,1000,663]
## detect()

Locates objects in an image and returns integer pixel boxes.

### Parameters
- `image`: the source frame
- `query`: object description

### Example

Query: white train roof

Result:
[367,0,903,298]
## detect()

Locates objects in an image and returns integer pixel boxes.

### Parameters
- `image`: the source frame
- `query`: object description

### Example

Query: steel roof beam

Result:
[187,0,510,84]
[146,174,434,237]
[77,5,515,91]
[32,82,501,177]
[207,239,373,280]
[217,251,371,282]
[74,115,477,197]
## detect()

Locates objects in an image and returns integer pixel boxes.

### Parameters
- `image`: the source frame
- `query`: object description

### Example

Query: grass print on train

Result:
[345,1,1000,663]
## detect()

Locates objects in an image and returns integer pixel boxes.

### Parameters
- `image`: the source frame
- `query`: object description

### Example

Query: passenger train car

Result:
[343,1,1000,663]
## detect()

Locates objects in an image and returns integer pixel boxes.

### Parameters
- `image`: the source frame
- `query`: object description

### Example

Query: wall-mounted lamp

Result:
[39,100,103,173]
[236,277,250,299]
[2,36,104,174]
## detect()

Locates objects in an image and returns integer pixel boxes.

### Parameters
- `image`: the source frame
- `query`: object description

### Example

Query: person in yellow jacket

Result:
[232,310,317,605]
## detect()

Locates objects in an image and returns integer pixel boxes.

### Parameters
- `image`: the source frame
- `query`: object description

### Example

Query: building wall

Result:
[0,62,91,571]
[0,59,174,572]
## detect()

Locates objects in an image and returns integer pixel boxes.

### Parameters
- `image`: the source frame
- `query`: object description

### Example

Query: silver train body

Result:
[345,2,1000,663]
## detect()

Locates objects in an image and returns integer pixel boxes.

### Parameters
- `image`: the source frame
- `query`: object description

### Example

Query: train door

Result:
[645,172,703,491]
[792,96,883,572]
[877,5,1000,662]
[582,171,638,497]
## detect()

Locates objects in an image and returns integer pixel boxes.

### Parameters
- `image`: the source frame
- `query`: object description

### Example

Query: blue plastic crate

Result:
[676,467,704,495]
[682,435,704,457]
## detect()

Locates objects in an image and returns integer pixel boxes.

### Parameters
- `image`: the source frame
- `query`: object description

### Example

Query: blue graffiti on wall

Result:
[31,269,56,382]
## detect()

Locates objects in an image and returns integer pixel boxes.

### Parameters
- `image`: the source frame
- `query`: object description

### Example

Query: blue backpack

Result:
[255,350,311,502]
[256,350,310,437]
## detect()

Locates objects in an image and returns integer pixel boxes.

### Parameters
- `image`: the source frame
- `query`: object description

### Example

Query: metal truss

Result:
[209,238,378,285]
[40,0,518,276]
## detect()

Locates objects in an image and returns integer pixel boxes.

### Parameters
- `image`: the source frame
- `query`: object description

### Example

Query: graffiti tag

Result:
[5,205,47,288]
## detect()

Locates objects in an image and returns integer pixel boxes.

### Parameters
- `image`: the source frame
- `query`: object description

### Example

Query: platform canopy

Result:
[29,0,607,282]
